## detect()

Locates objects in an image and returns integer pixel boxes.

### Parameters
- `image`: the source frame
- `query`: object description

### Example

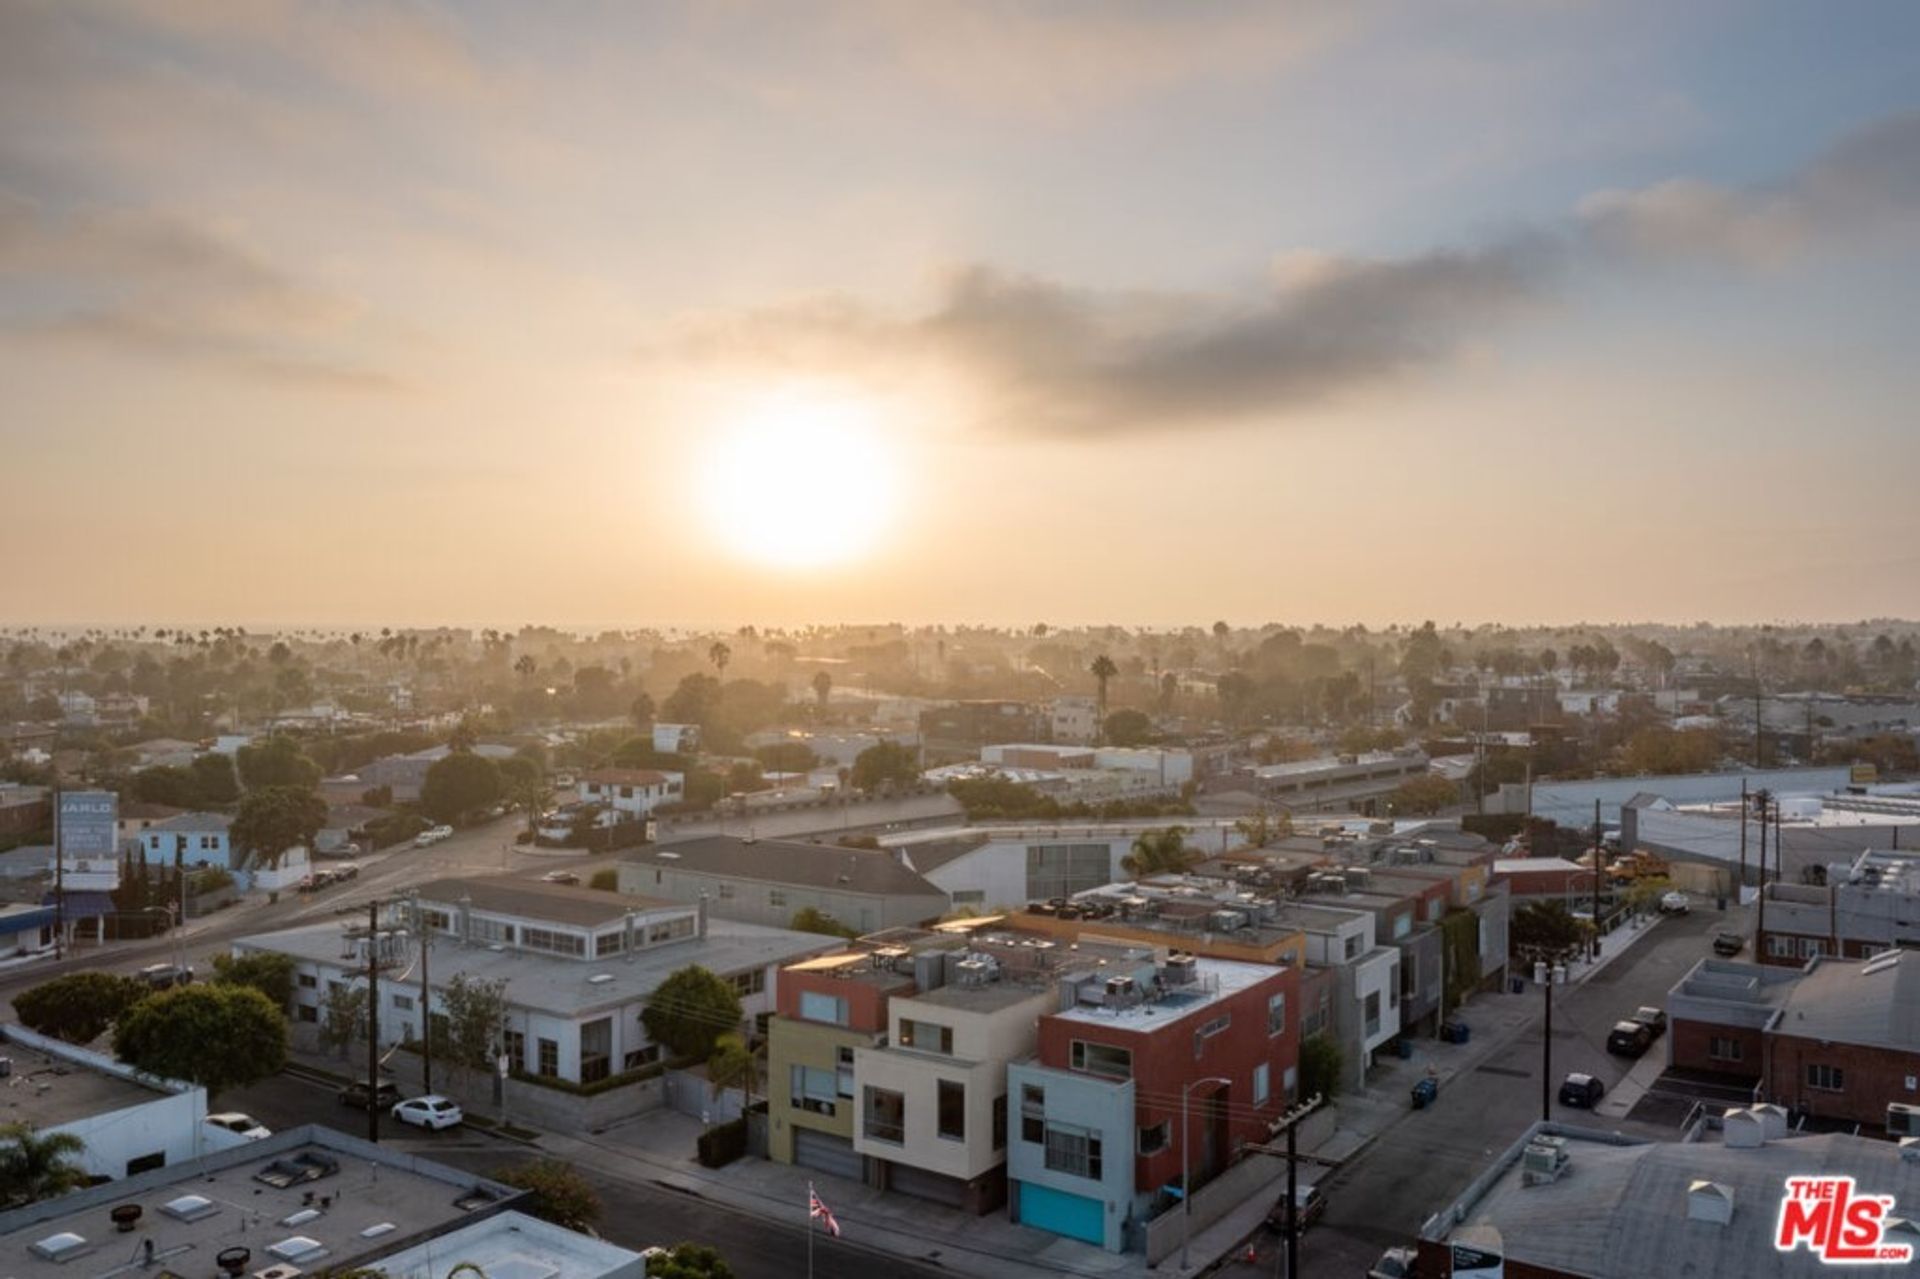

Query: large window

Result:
[521,926,586,958]
[1344,934,1362,961]
[537,1037,559,1078]
[1364,992,1381,1038]
[731,969,767,997]
[863,1086,905,1145]
[836,1046,855,1098]
[1253,1062,1271,1106]
[645,916,695,945]
[1021,1084,1046,1143]
[596,929,625,957]
[1267,993,1286,1037]
[799,991,849,1026]
[470,916,510,945]
[1138,1122,1169,1154]
[899,1019,953,1054]
[1708,1036,1744,1063]
[1070,1040,1132,1080]
[1807,1063,1845,1092]
[1027,843,1113,900]
[1193,1014,1231,1059]
[937,1079,966,1142]
[791,1066,838,1115]
[993,1094,1007,1151]
[1044,1125,1103,1181]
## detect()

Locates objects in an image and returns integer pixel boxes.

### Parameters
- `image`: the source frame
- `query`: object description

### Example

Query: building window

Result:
[1267,993,1286,1036]
[863,1086,905,1145]
[1253,1063,1271,1106]
[952,890,986,908]
[837,1046,855,1098]
[624,1046,660,1071]
[1344,934,1361,961]
[1021,1084,1046,1143]
[1364,992,1381,1038]
[297,973,317,989]
[296,1004,317,1023]
[392,993,414,1011]
[1071,1040,1132,1079]
[993,1093,1007,1151]
[125,1152,166,1176]
[597,930,625,957]
[899,1019,953,1054]
[520,926,586,958]
[791,1066,838,1115]
[1284,1065,1298,1101]
[730,968,766,997]
[1798,937,1826,959]
[1807,1064,1845,1092]
[1393,914,1411,940]
[1043,1125,1103,1181]
[537,1037,559,1078]
[938,1079,966,1142]
[1766,934,1795,959]
[769,889,787,908]
[718,883,736,900]
[645,916,696,945]
[1708,1036,1744,1063]
[799,991,849,1026]
[1138,1122,1170,1154]
[505,1029,526,1069]
[1194,1014,1231,1059]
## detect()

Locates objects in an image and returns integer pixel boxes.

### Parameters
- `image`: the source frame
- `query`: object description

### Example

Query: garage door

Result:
[887,1161,969,1208]
[1020,1181,1105,1245]
[793,1129,865,1183]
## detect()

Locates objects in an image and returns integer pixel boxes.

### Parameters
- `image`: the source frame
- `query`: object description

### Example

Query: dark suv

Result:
[337,1077,401,1109]
[1607,1020,1655,1057]
[1559,1072,1606,1107]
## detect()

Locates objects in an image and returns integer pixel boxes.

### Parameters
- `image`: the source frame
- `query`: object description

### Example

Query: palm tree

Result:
[811,670,832,710]
[513,653,537,681]
[1089,654,1118,741]
[708,641,732,680]
[707,1031,760,1112]
[1121,826,1192,878]
[0,1123,88,1208]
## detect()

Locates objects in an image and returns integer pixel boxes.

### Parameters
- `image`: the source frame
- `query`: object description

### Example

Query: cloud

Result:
[680,239,1560,437]
[0,193,396,390]
[1579,109,1920,267]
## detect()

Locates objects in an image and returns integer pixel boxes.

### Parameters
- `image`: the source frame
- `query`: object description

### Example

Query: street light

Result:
[1181,1075,1233,1270]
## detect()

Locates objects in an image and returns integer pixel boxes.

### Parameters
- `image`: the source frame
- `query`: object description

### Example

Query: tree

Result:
[753,742,818,774]
[1387,775,1458,817]
[661,673,722,728]
[1233,807,1290,850]
[235,735,322,790]
[190,752,241,805]
[647,1244,734,1279]
[1101,709,1155,748]
[811,670,832,710]
[491,1159,600,1232]
[707,1031,760,1109]
[629,692,656,729]
[789,906,857,939]
[642,966,741,1061]
[439,973,510,1075]
[320,983,367,1059]
[132,765,199,808]
[1511,899,1584,964]
[15,972,145,1044]
[0,1122,89,1209]
[211,951,297,1010]
[707,641,731,679]
[113,984,287,1097]
[1088,654,1118,738]
[231,785,329,866]
[1299,1033,1343,1100]
[1122,826,1193,877]
[420,753,503,825]
[850,740,919,791]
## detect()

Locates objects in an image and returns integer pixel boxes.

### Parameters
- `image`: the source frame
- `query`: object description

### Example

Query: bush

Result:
[1299,1033,1343,1101]
[16,972,146,1044]
[490,1159,599,1232]
[695,1118,747,1168]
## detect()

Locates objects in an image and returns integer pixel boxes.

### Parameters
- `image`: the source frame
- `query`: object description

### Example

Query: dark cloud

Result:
[682,239,1562,437]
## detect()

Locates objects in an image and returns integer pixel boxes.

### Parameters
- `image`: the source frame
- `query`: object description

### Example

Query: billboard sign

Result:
[57,790,118,860]
[1452,1225,1504,1279]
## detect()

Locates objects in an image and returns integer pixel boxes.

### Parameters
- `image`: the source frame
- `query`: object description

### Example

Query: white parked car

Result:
[391,1095,464,1130]
[412,825,455,848]
[1660,890,1690,914]
[205,1112,271,1141]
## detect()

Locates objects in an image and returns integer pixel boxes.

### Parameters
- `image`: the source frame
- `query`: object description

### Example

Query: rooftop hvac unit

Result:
[1345,867,1372,889]
[1521,1136,1570,1186]
[1161,954,1198,986]
[1210,911,1246,932]
[1104,975,1135,999]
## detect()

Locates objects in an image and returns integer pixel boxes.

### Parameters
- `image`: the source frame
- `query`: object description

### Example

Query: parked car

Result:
[1607,1020,1655,1057]
[338,1077,401,1109]
[1712,929,1746,957]
[333,862,360,880]
[1660,890,1690,914]
[392,1095,464,1130]
[541,870,580,886]
[204,1112,271,1140]
[1629,1006,1667,1038]
[1368,1245,1420,1279]
[1559,1072,1606,1107]
[137,962,193,989]
[1265,1182,1327,1232]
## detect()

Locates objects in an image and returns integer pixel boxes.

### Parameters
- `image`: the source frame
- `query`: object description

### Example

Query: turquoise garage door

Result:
[1021,1181,1104,1245]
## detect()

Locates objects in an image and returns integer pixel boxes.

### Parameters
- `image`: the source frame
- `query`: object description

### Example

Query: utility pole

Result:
[1592,798,1604,962]
[1755,792,1770,960]
[367,899,381,1144]
[1540,967,1553,1122]
[418,897,432,1096]
[1277,1094,1323,1279]
[1738,779,1748,903]
[51,786,63,962]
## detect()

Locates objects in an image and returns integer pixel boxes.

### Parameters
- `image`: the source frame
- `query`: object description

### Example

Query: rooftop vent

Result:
[1862,951,1902,977]
[1686,1179,1734,1226]
[265,1235,325,1264]
[587,973,615,985]
[1521,1136,1570,1186]
[359,1224,397,1239]
[160,1194,217,1223]
[278,1209,321,1228]
[1724,1107,1768,1149]
[255,1266,305,1279]
[216,1247,252,1278]
[29,1232,90,1263]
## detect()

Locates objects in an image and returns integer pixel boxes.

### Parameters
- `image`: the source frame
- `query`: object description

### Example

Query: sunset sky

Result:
[3,1,1918,628]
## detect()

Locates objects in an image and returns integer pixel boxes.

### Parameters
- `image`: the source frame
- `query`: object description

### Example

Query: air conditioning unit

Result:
[1889,1103,1920,1137]
[1211,911,1245,932]
[1521,1136,1570,1186]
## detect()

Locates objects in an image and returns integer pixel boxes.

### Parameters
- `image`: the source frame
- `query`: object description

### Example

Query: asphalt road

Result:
[1214,900,1737,1278]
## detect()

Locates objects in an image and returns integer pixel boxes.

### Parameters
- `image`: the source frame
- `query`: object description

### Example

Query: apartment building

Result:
[1755,847,1920,966]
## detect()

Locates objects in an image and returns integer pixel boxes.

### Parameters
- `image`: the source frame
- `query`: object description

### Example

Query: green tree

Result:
[231,785,329,866]
[15,972,146,1044]
[1511,899,1585,964]
[850,740,919,791]
[1299,1033,1343,1100]
[132,765,198,808]
[707,641,732,679]
[629,692,657,729]
[753,742,819,774]
[1121,826,1192,877]
[647,1243,734,1279]
[211,951,297,1010]
[707,1031,760,1109]
[190,752,242,805]
[0,1122,89,1209]
[641,966,741,1061]
[491,1159,600,1232]
[789,906,857,939]
[1101,708,1154,748]
[235,735,322,790]
[1233,807,1290,849]
[1387,775,1459,816]
[113,984,287,1097]
[1088,654,1118,737]
[320,983,368,1059]
[439,973,510,1075]
[661,673,722,728]
[421,753,504,824]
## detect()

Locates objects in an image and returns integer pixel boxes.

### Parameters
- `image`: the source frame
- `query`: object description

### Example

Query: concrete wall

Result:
[1141,1152,1287,1265]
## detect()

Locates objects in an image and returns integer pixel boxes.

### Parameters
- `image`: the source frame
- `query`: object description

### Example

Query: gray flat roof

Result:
[1774,950,1920,1052]
[0,1030,173,1128]
[238,919,839,1016]
[0,1126,524,1279]
[629,834,945,897]
[416,875,681,930]
[911,979,1057,1014]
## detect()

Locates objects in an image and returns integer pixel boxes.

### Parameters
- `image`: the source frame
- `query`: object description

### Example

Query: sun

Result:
[697,389,899,569]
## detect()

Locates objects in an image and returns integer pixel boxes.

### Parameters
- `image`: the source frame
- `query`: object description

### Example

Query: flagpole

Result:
[807,1182,814,1279]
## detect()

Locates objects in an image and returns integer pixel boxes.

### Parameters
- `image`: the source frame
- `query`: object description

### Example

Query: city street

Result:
[1215,902,1737,1277]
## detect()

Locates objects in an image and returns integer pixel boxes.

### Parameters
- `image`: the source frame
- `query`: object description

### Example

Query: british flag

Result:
[809,1183,841,1237]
